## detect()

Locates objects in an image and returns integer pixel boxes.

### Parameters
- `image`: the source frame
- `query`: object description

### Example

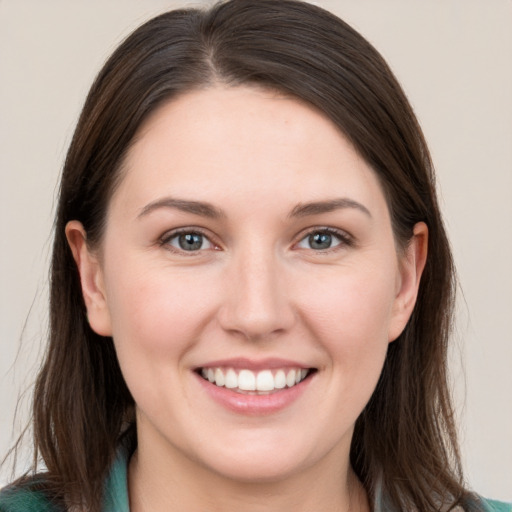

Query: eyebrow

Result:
[137,197,226,219]
[137,196,371,220]
[289,198,372,218]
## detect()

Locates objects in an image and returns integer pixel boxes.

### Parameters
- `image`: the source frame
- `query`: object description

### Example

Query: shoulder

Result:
[0,440,131,512]
[0,478,65,512]
[478,497,512,512]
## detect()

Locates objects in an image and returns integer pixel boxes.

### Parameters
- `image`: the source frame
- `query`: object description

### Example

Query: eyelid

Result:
[159,226,221,254]
[157,225,354,254]
[293,226,354,251]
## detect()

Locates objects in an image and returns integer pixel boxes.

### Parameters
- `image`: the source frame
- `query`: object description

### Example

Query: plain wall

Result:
[1,0,511,500]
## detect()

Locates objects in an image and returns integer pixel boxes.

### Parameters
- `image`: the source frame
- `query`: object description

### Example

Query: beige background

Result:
[1,0,511,500]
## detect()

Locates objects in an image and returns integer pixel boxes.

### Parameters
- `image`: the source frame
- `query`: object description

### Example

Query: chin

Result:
[205,453,308,485]
[189,430,334,485]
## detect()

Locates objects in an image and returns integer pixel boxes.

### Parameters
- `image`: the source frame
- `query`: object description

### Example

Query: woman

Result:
[0,0,509,511]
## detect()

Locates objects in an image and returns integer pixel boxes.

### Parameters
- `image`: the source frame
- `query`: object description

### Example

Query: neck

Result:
[128,440,369,512]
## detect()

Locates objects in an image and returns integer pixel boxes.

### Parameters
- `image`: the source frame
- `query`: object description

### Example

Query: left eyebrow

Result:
[289,198,372,219]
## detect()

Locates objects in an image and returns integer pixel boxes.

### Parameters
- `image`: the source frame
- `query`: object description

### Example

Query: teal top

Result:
[0,445,130,512]
[0,446,510,511]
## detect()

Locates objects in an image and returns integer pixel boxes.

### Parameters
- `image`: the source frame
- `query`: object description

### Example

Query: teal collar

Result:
[102,444,130,512]
[100,445,510,512]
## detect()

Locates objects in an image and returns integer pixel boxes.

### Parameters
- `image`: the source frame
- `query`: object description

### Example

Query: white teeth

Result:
[225,368,238,389]
[238,369,256,391]
[256,370,274,391]
[214,368,225,387]
[199,367,310,392]
[286,369,296,388]
[274,370,286,389]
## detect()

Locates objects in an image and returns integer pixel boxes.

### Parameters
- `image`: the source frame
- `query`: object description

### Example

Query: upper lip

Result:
[195,357,313,372]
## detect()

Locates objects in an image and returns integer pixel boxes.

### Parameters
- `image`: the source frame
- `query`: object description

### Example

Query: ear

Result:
[388,222,428,342]
[65,221,112,336]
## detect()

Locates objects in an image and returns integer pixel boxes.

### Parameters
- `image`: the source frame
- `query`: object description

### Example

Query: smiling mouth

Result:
[196,367,315,394]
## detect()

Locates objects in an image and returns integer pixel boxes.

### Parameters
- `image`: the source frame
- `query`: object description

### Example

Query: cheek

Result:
[102,263,221,420]
[298,266,396,342]
[103,259,219,364]
[282,264,397,446]
[293,263,397,388]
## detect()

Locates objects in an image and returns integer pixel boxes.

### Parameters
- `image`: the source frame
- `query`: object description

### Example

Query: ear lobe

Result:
[388,222,428,342]
[65,221,112,336]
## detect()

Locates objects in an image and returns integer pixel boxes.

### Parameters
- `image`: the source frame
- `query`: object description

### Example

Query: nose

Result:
[217,244,296,341]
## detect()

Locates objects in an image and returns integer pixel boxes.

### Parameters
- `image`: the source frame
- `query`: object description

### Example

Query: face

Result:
[68,86,426,485]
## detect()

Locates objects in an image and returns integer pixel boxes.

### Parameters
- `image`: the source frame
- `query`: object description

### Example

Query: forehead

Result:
[111,85,387,219]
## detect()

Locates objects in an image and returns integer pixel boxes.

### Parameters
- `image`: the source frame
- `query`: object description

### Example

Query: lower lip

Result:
[194,372,313,415]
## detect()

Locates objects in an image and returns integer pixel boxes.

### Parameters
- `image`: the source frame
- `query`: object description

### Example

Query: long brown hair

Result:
[13,0,476,510]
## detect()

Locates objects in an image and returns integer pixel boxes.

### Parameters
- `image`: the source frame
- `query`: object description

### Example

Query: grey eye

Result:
[168,232,213,251]
[297,230,344,251]
[309,232,333,250]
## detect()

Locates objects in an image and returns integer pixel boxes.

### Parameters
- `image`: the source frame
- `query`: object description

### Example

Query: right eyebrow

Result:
[137,197,226,219]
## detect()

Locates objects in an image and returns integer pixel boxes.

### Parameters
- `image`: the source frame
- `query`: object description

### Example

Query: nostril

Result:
[217,299,296,341]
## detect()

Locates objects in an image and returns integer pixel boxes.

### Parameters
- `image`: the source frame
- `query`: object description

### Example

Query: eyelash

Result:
[295,227,354,252]
[159,228,218,255]
[158,227,354,255]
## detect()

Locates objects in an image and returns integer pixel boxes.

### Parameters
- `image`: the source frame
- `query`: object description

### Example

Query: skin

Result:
[67,86,427,512]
